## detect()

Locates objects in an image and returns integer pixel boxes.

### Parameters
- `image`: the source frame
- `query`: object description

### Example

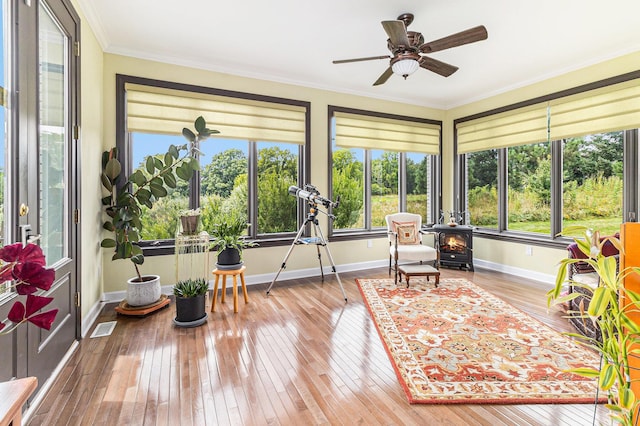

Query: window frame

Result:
[328,106,442,240]
[115,74,311,255]
[454,72,640,248]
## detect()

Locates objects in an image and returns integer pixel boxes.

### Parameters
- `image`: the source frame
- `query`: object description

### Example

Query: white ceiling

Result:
[76,0,640,109]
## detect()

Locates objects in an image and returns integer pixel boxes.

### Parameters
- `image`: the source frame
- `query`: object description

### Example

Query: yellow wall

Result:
[443,51,640,278]
[100,54,443,292]
[91,44,640,296]
[70,0,104,324]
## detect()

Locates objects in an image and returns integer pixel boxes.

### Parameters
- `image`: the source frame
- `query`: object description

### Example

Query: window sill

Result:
[470,227,570,249]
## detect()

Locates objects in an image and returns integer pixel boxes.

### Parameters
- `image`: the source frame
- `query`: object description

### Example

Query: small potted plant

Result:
[173,277,208,326]
[209,211,257,270]
[179,208,201,235]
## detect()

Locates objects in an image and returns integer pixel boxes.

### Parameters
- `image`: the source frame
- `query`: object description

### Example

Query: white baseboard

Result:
[473,258,556,286]
[99,259,554,303]
[100,259,390,303]
[81,299,106,338]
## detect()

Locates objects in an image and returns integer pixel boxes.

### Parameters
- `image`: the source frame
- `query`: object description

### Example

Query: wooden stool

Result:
[397,264,440,288]
[211,266,248,313]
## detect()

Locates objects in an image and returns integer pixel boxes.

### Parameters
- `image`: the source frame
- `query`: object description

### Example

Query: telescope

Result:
[288,184,339,209]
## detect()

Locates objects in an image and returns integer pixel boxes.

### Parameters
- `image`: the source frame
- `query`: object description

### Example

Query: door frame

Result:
[10,0,81,387]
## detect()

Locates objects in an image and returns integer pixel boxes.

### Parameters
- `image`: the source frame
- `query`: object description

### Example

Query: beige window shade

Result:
[457,77,640,154]
[549,79,640,140]
[457,104,548,154]
[334,111,440,154]
[125,83,307,144]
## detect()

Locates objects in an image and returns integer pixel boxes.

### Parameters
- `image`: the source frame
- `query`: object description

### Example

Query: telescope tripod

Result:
[266,205,347,301]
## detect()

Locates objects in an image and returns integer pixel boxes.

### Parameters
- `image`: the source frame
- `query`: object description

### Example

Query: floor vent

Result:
[90,321,117,338]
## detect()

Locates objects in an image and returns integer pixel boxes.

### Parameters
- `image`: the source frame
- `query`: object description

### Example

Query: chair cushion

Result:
[389,244,437,262]
[392,221,419,245]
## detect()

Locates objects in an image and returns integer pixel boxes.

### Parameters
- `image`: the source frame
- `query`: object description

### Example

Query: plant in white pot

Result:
[100,116,218,306]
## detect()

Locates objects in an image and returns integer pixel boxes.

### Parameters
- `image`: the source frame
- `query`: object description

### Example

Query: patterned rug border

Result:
[356,277,604,405]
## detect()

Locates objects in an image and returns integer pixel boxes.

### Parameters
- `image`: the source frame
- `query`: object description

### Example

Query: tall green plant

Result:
[547,226,640,425]
[100,116,218,280]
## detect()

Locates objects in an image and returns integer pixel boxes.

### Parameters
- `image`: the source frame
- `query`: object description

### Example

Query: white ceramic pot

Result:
[126,275,161,306]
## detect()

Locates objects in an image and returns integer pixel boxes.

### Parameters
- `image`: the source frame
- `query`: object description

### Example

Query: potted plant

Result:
[0,243,57,333]
[209,211,257,270]
[172,277,208,326]
[100,116,219,306]
[548,225,640,425]
[179,208,201,235]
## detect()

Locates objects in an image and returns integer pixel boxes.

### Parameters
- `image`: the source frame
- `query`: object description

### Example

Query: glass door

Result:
[25,0,79,389]
[0,0,80,396]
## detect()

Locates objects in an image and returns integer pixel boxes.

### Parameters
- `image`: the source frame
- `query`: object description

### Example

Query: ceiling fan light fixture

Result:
[391,58,420,79]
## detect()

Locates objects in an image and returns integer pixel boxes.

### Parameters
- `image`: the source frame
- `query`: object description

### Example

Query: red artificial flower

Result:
[7,294,57,330]
[0,242,46,265]
[8,300,25,323]
[0,242,55,293]
[14,262,55,293]
[0,244,58,334]
[27,310,58,330]
[0,243,25,263]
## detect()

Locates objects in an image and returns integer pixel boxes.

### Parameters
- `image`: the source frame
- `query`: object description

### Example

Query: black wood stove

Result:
[431,224,474,271]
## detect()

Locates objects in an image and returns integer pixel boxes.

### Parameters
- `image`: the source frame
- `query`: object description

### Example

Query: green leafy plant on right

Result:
[547,225,640,425]
[173,278,208,298]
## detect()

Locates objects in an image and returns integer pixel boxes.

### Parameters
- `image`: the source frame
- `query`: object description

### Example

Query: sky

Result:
[132,133,248,169]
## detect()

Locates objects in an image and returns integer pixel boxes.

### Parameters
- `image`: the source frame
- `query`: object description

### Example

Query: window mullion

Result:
[189,140,200,210]
[247,141,258,239]
[498,148,508,231]
[624,129,638,222]
[550,140,563,236]
[364,150,372,230]
[399,152,406,212]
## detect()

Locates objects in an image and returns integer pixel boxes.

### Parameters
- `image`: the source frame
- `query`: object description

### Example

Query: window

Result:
[466,149,498,229]
[562,132,623,235]
[456,74,640,241]
[507,142,551,234]
[329,107,441,234]
[405,152,432,223]
[117,76,310,249]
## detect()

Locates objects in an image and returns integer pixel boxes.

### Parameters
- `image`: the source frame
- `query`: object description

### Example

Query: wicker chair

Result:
[566,236,619,341]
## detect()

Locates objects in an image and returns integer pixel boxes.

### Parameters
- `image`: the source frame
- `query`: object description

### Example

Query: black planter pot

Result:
[216,247,243,270]
[174,294,206,325]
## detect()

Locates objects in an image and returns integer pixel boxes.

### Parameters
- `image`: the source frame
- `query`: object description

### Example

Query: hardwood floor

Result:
[28,267,609,426]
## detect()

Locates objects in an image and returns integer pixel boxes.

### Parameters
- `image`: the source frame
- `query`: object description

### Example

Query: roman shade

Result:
[334,111,441,154]
[457,78,640,154]
[548,79,640,140]
[456,104,549,154]
[125,83,307,144]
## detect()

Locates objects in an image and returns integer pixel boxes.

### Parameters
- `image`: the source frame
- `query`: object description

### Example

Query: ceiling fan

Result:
[333,13,488,86]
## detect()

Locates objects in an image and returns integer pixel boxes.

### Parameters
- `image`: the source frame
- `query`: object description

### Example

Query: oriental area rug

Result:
[356,277,604,404]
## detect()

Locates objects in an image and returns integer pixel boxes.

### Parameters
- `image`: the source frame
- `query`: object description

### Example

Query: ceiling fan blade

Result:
[381,20,410,47]
[419,56,459,77]
[420,25,488,54]
[332,55,390,64]
[373,67,394,86]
